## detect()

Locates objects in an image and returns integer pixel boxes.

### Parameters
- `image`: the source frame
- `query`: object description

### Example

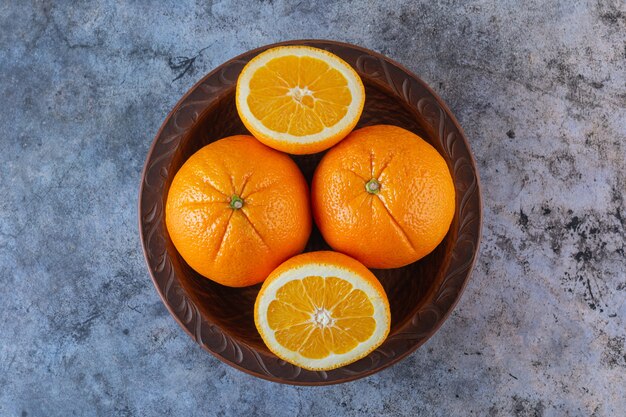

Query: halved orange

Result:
[254,251,390,371]
[236,46,365,155]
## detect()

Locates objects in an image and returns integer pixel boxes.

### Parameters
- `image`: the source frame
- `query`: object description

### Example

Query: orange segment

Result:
[275,279,314,312]
[287,104,324,136]
[254,251,390,371]
[265,55,300,86]
[260,101,296,133]
[275,323,312,351]
[300,327,330,359]
[313,100,348,127]
[314,87,352,105]
[329,326,359,354]
[301,275,325,306]
[335,317,376,342]
[323,276,354,309]
[267,300,310,330]
[309,67,347,90]
[236,45,365,155]
[333,289,374,318]
[299,56,330,86]
[246,94,292,120]
[249,66,289,89]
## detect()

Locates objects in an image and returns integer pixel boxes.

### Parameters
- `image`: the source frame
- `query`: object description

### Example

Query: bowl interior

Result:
[164,78,456,354]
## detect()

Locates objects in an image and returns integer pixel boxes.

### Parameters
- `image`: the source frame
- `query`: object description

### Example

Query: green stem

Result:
[365,179,380,194]
[230,195,244,209]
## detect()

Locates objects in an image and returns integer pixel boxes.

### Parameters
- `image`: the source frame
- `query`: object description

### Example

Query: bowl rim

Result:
[138,39,483,385]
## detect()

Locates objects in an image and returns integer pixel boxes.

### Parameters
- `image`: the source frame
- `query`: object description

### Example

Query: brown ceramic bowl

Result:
[139,40,482,385]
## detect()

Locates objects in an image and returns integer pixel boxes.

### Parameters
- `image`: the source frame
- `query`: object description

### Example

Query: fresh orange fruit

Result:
[236,45,365,155]
[312,125,455,269]
[254,251,390,371]
[165,135,311,287]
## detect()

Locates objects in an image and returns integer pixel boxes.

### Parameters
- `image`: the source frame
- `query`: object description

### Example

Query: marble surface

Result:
[1,1,624,416]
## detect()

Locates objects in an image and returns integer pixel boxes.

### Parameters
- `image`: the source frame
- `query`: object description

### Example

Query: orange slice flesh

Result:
[254,251,390,371]
[236,46,365,155]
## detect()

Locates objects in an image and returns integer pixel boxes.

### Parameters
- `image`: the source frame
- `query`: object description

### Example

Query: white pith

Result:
[287,86,314,103]
[311,307,335,328]
[236,46,364,144]
[256,263,390,370]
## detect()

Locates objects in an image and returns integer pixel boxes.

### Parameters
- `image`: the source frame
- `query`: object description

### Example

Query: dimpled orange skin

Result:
[312,125,455,269]
[166,135,311,287]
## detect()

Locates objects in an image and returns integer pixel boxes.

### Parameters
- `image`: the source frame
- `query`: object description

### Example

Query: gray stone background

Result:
[1,0,624,416]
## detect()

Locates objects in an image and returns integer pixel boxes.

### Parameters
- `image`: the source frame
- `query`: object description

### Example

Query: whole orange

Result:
[312,125,455,269]
[166,135,311,287]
